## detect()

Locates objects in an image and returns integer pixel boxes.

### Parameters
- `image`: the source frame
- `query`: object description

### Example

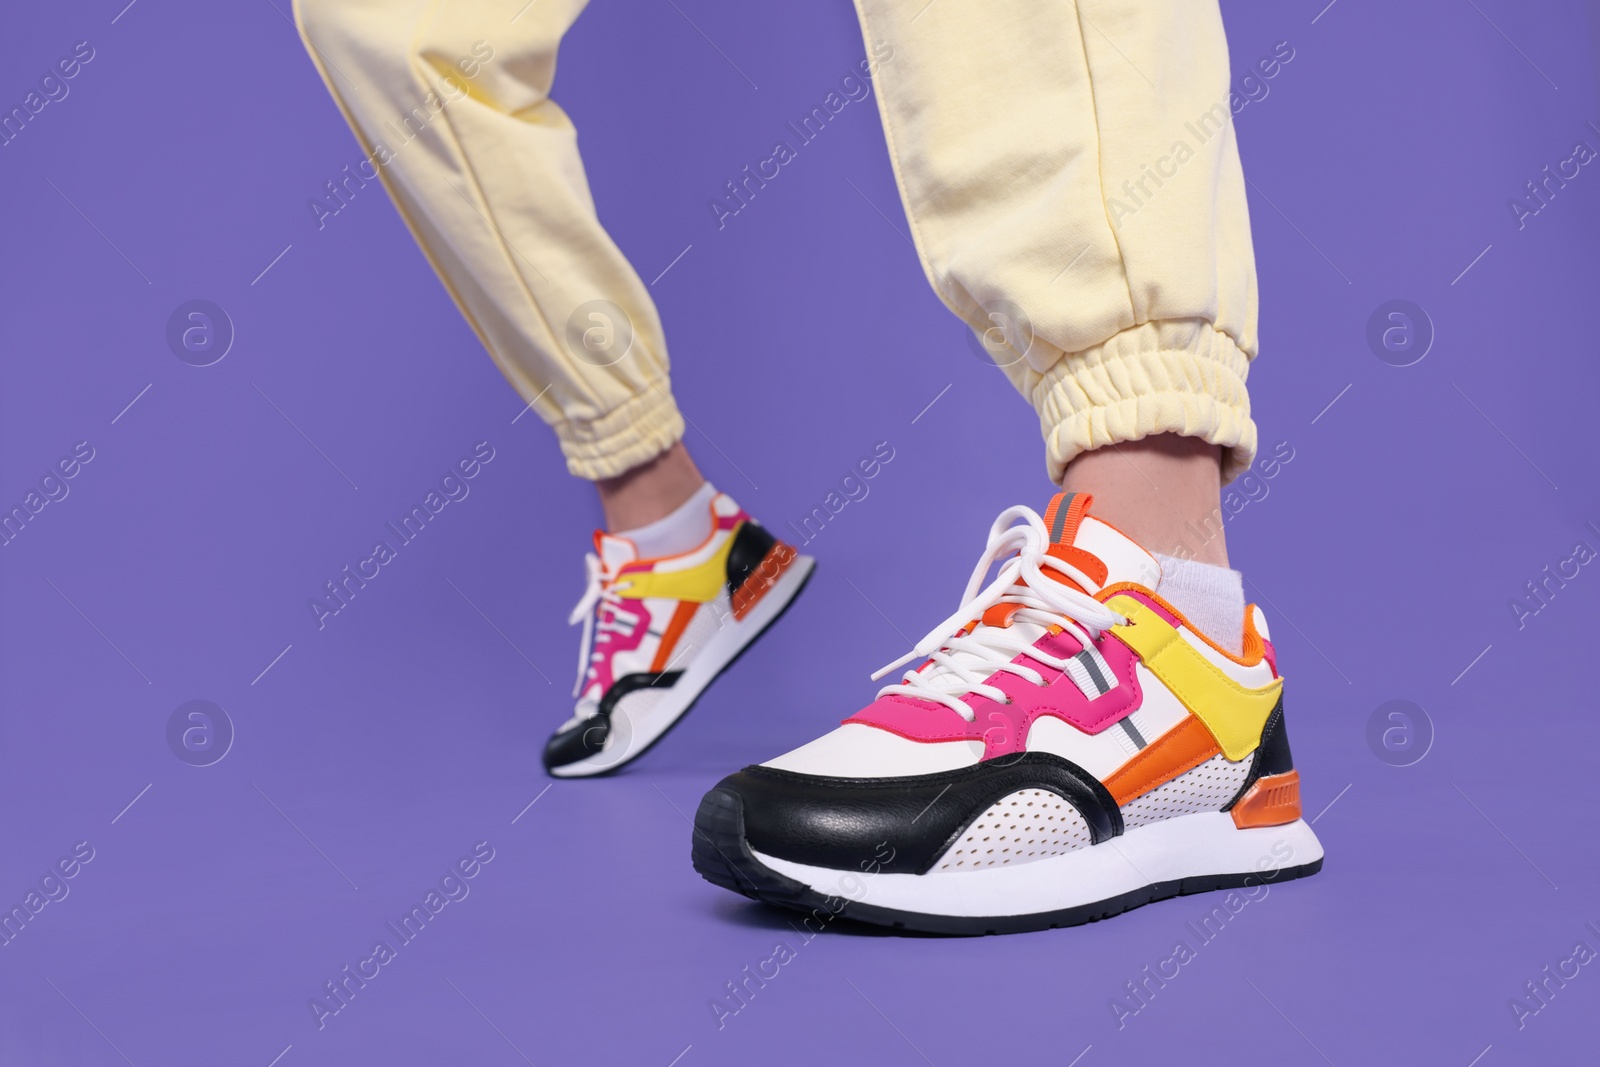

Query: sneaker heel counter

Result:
[726,521,800,621]
[725,520,777,595]
[1225,700,1304,828]
[1251,700,1295,777]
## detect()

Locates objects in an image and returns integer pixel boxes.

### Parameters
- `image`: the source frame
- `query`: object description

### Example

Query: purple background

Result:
[3,1,1599,1064]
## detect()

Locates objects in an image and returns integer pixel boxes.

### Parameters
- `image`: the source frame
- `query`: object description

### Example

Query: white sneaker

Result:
[545,492,814,777]
[692,492,1321,933]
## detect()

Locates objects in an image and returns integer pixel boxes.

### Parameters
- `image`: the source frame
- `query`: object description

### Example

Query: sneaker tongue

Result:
[594,531,638,572]
[1040,492,1160,591]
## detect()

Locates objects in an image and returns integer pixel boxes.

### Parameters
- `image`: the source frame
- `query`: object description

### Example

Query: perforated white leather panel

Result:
[931,788,1093,873]
[1120,753,1252,829]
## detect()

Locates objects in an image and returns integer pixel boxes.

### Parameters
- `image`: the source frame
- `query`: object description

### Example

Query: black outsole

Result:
[547,560,816,780]
[691,788,1324,937]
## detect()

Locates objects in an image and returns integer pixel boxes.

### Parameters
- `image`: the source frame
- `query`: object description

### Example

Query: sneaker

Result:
[545,492,814,777]
[691,491,1321,933]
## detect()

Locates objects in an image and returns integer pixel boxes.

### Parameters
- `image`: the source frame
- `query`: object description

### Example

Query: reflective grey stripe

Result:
[1119,716,1148,750]
[1061,656,1100,701]
[1051,493,1077,543]
[1074,649,1110,694]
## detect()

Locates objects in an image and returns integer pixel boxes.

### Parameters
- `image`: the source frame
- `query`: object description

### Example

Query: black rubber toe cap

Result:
[542,717,608,771]
[706,753,1123,876]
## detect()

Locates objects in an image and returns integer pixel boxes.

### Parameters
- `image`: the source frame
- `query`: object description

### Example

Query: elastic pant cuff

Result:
[555,387,686,481]
[1031,319,1258,485]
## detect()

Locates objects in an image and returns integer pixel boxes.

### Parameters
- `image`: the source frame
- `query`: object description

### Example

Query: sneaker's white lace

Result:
[870,505,1128,722]
[567,553,640,700]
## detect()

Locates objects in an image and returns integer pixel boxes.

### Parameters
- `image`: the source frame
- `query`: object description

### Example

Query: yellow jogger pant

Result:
[293,0,1260,483]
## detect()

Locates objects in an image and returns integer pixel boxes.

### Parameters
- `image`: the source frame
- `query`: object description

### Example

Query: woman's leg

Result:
[291,0,814,780]
[594,441,706,534]
[853,0,1257,561]
[291,0,691,498]
[691,3,1322,934]
[1061,435,1228,565]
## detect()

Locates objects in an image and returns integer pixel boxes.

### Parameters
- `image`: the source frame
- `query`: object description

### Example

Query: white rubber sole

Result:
[752,811,1324,920]
[550,555,815,777]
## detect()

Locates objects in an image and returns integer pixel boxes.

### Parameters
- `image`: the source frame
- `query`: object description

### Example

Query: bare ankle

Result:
[595,441,707,531]
[1060,434,1230,567]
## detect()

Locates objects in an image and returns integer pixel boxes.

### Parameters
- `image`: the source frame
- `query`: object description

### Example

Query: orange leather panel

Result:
[1229,770,1302,828]
[981,602,1023,628]
[1046,543,1109,588]
[650,601,700,672]
[1103,714,1221,807]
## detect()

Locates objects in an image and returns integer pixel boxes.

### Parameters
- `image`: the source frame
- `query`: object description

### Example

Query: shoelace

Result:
[567,553,640,700]
[870,504,1128,722]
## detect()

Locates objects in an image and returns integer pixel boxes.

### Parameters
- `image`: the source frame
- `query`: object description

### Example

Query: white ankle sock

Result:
[1152,553,1246,655]
[614,482,717,559]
